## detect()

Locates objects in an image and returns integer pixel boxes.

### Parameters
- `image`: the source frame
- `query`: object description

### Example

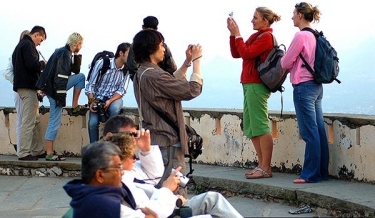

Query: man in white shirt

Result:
[103,115,244,218]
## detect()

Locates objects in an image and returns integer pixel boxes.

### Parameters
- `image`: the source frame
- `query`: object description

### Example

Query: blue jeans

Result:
[88,98,123,143]
[293,80,329,182]
[45,73,85,141]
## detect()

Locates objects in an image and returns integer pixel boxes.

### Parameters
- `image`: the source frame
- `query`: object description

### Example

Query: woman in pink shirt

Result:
[281,2,329,184]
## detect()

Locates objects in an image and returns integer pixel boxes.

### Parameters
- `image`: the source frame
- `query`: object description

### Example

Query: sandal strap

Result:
[45,154,66,161]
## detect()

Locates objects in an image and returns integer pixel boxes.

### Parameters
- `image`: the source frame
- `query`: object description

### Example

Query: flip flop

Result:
[72,105,86,116]
[45,154,66,161]
[293,178,307,184]
[245,167,272,179]
[245,167,259,176]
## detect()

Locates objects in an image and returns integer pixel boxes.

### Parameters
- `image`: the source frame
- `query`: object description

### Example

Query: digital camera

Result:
[92,101,108,123]
[171,169,189,188]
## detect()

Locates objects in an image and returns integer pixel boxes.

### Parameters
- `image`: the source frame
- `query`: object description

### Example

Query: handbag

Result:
[3,57,14,84]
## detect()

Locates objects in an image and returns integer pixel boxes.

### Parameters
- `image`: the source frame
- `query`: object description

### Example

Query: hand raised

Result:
[136,129,151,152]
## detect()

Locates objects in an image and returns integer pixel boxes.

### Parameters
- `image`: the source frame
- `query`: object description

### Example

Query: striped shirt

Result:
[85,58,130,100]
[134,62,203,155]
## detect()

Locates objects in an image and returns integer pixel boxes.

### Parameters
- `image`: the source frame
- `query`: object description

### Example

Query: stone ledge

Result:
[193,176,375,217]
[191,164,375,217]
[0,156,81,177]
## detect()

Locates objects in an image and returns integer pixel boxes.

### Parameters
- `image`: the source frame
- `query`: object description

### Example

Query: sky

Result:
[1,0,375,114]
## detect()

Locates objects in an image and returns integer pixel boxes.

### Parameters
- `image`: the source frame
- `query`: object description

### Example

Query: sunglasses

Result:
[131,154,137,160]
[115,131,138,138]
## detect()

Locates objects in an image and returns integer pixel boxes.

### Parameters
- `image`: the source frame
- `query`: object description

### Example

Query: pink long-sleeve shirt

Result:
[281,30,316,85]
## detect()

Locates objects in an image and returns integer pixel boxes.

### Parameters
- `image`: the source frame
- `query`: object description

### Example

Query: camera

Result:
[229,12,234,19]
[92,101,108,123]
[171,169,189,188]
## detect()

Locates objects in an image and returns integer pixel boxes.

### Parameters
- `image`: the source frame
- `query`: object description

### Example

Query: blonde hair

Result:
[19,30,30,41]
[66,32,83,47]
[256,7,281,26]
[295,2,321,23]
[101,134,135,160]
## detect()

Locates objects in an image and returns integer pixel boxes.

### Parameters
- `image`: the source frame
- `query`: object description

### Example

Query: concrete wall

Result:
[1,107,374,183]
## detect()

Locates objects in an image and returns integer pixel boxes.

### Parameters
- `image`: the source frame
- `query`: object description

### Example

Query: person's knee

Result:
[204,191,221,203]
[88,119,99,130]
[76,73,86,88]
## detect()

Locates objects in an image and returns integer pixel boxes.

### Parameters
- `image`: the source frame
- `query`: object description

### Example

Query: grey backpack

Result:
[257,32,289,93]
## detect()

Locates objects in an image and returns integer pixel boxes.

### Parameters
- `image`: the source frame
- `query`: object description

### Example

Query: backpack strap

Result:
[256,32,277,66]
[95,56,111,84]
[299,28,318,75]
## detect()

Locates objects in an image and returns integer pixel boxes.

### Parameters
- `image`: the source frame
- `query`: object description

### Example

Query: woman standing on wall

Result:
[227,7,281,179]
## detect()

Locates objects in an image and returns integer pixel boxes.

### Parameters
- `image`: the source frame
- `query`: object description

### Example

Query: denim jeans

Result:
[88,98,123,143]
[45,73,85,141]
[293,80,329,182]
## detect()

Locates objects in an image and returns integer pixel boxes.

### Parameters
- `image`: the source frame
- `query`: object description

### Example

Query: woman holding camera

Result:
[227,7,281,179]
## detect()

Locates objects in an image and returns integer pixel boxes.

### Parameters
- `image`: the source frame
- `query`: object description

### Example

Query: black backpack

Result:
[299,28,341,84]
[87,51,115,83]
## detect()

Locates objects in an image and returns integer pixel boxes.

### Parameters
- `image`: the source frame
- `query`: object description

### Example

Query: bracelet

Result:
[192,55,202,62]
[235,36,242,39]
[184,61,191,67]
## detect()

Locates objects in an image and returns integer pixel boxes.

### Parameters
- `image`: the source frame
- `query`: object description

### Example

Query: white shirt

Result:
[122,145,177,218]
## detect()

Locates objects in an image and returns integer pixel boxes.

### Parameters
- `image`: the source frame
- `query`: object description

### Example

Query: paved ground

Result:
[0,176,329,218]
[1,155,374,217]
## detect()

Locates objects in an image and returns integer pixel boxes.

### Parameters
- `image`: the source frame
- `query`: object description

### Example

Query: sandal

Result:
[245,167,272,179]
[72,105,85,116]
[45,154,66,161]
[245,167,260,177]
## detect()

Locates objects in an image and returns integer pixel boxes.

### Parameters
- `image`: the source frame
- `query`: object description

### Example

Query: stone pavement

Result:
[0,155,374,217]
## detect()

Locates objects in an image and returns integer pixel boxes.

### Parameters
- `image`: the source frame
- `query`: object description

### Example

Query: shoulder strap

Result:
[96,57,111,84]
[256,31,277,65]
[299,54,314,74]
[136,67,179,133]
[299,28,317,74]
[301,27,319,37]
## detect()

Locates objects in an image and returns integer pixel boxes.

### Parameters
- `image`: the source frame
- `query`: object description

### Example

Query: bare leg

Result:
[258,133,273,174]
[72,88,82,108]
[46,140,54,155]
[251,136,262,167]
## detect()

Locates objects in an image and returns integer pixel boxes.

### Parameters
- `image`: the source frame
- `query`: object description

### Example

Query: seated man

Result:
[85,43,131,143]
[103,133,184,218]
[103,115,243,218]
[63,141,159,218]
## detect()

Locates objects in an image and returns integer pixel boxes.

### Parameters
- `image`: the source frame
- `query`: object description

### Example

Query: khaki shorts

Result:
[242,83,271,138]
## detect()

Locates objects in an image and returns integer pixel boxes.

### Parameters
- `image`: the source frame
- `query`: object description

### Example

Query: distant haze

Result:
[0,0,374,115]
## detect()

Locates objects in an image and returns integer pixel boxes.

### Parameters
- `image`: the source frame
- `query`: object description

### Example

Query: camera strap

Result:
[136,67,195,177]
